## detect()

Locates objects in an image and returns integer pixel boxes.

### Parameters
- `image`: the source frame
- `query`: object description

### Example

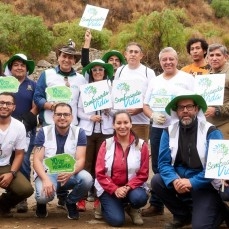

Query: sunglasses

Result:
[64,77,70,87]
[91,68,105,72]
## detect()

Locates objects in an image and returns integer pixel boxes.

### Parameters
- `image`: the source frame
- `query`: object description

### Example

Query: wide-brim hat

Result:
[82,59,114,79]
[58,46,81,63]
[102,50,126,65]
[165,94,207,115]
[3,53,35,75]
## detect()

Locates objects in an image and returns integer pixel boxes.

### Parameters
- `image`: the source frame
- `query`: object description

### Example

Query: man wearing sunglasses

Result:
[33,102,92,219]
[151,93,229,228]
[0,92,33,217]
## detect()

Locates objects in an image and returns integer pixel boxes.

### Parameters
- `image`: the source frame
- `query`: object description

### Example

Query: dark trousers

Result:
[149,126,164,209]
[152,174,225,229]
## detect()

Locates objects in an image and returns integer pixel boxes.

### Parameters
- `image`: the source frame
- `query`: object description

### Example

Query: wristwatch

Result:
[10,170,17,179]
[214,107,221,117]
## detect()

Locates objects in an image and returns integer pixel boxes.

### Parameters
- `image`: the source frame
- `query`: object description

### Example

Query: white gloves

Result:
[151,112,166,125]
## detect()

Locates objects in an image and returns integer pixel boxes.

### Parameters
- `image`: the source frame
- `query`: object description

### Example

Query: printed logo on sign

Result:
[114,82,141,108]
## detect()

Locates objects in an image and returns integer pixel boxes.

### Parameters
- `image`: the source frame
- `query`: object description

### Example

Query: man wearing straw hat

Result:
[151,92,229,228]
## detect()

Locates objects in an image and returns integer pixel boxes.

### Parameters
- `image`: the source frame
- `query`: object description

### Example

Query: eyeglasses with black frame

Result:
[54,113,72,118]
[176,104,196,112]
[0,101,15,107]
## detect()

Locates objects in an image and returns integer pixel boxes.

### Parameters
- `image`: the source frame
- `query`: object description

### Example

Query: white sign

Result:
[80,80,112,113]
[205,140,229,179]
[195,74,225,106]
[112,80,143,109]
[79,4,109,31]
[148,94,173,112]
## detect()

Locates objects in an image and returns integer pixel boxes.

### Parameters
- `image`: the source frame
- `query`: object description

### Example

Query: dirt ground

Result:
[0,156,228,229]
[1,188,228,229]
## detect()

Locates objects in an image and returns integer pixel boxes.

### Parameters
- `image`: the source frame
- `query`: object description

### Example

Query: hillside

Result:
[0,0,224,31]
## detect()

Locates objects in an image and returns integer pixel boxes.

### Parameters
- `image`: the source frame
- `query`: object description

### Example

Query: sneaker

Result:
[93,199,100,209]
[35,203,48,218]
[164,218,191,229]
[94,199,102,219]
[76,200,86,212]
[126,206,143,225]
[141,205,164,217]
[87,191,95,202]
[57,197,66,210]
[66,203,79,220]
[0,208,13,218]
[16,199,28,213]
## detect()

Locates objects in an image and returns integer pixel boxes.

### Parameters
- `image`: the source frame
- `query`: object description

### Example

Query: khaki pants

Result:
[218,122,229,140]
[0,165,33,210]
[132,124,150,142]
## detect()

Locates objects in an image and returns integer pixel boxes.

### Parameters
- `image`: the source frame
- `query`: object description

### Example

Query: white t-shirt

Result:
[0,117,26,166]
[144,70,195,128]
[114,64,156,124]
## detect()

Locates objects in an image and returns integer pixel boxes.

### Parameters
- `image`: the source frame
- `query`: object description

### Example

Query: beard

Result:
[180,115,196,126]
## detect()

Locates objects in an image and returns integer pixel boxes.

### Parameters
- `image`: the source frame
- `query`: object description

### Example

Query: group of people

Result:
[0,31,229,229]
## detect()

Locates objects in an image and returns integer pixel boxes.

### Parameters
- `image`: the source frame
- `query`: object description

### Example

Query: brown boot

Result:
[141,205,164,217]
[126,206,143,225]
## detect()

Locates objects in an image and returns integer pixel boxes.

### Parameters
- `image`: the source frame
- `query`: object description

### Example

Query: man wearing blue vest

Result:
[33,102,93,219]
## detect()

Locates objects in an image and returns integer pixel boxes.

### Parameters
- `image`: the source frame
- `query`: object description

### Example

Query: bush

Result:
[0,3,54,60]
[52,20,112,51]
[211,0,229,18]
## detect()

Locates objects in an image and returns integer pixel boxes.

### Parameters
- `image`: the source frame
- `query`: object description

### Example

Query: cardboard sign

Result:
[45,85,72,103]
[112,80,143,109]
[0,76,20,93]
[195,74,225,106]
[80,80,112,113]
[205,140,229,179]
[79,4,109,31]
[44,154,76,174]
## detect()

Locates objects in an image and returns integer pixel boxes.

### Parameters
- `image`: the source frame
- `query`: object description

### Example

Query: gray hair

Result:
[125,42,143,52]
[207,44,228,56]
[159,47,178,60]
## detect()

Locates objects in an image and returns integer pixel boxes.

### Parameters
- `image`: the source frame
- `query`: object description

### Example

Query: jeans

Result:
[0,165,34,210]
[20,128,36,181]
[152,174,225,229]
[149,126,164,209]
[35,170,93,204]
[99,187,148,227]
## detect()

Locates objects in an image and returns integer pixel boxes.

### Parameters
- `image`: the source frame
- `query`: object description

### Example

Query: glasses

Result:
[54,113,72,118]
[64,77,70,87]
[127,50,141,54]
[0,101,15,107]
[176,104,196,112]
[91,68,104,72]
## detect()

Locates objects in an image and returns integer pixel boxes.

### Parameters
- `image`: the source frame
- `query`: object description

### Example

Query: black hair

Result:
[54,102,72,113]
[0,92,16,104]
[186,38,209,58]
[113,110,139,146]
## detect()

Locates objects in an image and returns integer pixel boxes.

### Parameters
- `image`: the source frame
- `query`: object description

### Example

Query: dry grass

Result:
[0,0,224,32]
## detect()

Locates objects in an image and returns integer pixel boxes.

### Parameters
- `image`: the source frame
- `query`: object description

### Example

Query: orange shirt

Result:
[181,63,210,76]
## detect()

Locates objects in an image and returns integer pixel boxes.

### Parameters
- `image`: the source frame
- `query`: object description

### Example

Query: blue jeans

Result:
[99,187,148,227]
[152,174,225,229]
[20,128,36,181]
[149,126,164,209]
[35,170,93,204]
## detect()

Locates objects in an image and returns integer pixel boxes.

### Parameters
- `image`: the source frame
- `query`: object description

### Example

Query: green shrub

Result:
[211,0,229,18]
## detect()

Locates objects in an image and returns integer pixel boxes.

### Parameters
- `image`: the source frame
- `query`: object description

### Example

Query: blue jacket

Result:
[158,127,223,190]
